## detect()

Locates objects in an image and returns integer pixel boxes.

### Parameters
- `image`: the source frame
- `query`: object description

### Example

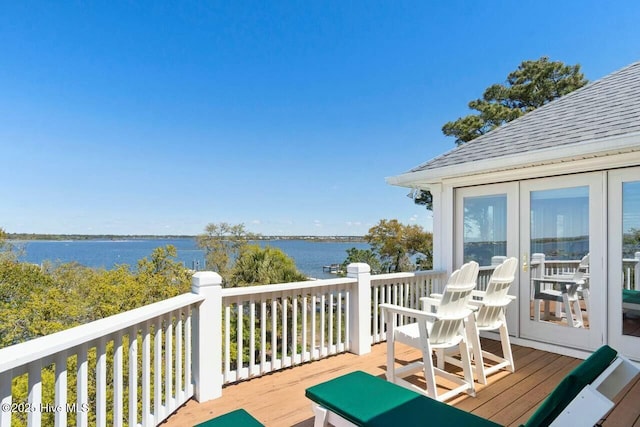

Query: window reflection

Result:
[622,181,640,336]
[529,186,590,328]
[463,195,507,266]
[530,187,589,260]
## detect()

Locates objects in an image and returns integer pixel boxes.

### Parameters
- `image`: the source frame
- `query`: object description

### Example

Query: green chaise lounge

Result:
[305,345,639,427]
[623,288,640,313]
[194,408,264,427]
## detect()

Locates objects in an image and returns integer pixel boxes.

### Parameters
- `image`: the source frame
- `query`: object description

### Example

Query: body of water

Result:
[14,238,369,279]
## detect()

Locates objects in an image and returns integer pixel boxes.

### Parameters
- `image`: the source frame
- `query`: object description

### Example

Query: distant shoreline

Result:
[7,233,366,243]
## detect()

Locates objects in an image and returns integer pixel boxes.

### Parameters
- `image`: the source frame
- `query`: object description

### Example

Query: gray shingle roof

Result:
[410,61,640,173]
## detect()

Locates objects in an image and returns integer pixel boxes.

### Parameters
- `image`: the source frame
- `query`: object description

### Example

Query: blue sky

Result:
[1,1,639,236]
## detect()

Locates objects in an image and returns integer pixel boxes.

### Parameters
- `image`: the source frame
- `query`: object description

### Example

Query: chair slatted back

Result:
[476,257,517,328]
[436,261,479,317]
[430,261,478,344]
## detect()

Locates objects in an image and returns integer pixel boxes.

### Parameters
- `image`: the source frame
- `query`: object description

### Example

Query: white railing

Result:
[0,263,447,427]
[369,270,447,343]
[529,252,640,291]
[623,252,640,290]
[220,277,356,383]
[0,293,204,427]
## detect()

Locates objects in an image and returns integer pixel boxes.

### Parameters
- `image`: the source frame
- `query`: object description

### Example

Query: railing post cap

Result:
[192,271,223,288]
[347,263,371,274]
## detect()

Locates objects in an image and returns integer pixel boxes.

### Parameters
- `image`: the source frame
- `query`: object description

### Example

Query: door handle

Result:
[522,253,528,272]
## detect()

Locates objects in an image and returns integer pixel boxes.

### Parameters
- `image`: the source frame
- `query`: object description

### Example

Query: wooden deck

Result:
[162,339,640,426]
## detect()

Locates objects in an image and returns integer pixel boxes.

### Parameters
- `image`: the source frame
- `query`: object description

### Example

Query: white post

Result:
[531,253,545,279]
[347,263,371,355]
[429,183,443,271]
[191,272,223,402]
[635,252,640,291]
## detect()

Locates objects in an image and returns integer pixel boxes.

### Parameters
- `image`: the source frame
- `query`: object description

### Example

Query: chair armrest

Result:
[532,277,585,286]
[468,297,514,309]
[471,290,486,298]
[379,303,439,322]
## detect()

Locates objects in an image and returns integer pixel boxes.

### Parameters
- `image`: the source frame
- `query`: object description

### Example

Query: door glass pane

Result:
[623,181,640,336]
[529,186,590,328]
[463,194,507,266]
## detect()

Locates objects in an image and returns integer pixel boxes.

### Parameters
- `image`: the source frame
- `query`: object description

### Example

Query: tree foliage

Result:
[196,222,308,286]
[230,244,307,287]
[361,219,433,273]
[196,222,258,279]
[0,227,20,262]
[414,57,588,209]
[340,247,382,274]
[0,245,191,349]
[442,57,588,145]
[624,228,640,247]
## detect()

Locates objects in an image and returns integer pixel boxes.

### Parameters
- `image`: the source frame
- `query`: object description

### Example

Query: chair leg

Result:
[543,300,551,320]
[422,343,438,400]
[435,349,445,370]
[458,340,475,397]
[312,404,329,427]
[386,333,396,383]
[499,322,515,373]
[465,314,487,384]
[562,294,576,327]
[582,289,590,318]
[573,298,584,327]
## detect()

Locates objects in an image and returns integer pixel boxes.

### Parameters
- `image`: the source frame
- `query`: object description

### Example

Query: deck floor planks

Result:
[162,340,638,427]
[483,356,579,426]
[601,373,640,426]
[450,344,550,411]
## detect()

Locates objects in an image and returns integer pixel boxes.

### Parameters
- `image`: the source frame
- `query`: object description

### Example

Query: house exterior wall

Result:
[425,151,640,360]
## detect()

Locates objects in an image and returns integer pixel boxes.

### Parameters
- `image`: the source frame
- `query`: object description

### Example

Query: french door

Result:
[608,167,640,359]
[455,183,519,336]
[519,173,604,350]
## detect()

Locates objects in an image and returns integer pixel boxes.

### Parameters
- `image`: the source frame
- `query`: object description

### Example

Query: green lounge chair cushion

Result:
[194,409,264,427]
[305,370,501,427]
[623,289,640,305]
[521,345,617,427]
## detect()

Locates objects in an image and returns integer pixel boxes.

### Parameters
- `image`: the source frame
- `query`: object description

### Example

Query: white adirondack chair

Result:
[575,254,590,316]
[532,254,589,328]
[427,257,518,384]
[466,257,518,384]
[379,261,479,402]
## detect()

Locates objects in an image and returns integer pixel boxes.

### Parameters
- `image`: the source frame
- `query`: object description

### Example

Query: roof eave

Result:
[386,131,640,189]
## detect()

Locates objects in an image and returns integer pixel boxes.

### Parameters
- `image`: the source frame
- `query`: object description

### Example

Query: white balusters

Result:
[54,353,67,427]
[0,371,12,426]
[369,270,447,344]
[113,332,123,426]
[153,318,162,424]
[96,338,107,427]
[0,294,203,427]
[27,361,41,427]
